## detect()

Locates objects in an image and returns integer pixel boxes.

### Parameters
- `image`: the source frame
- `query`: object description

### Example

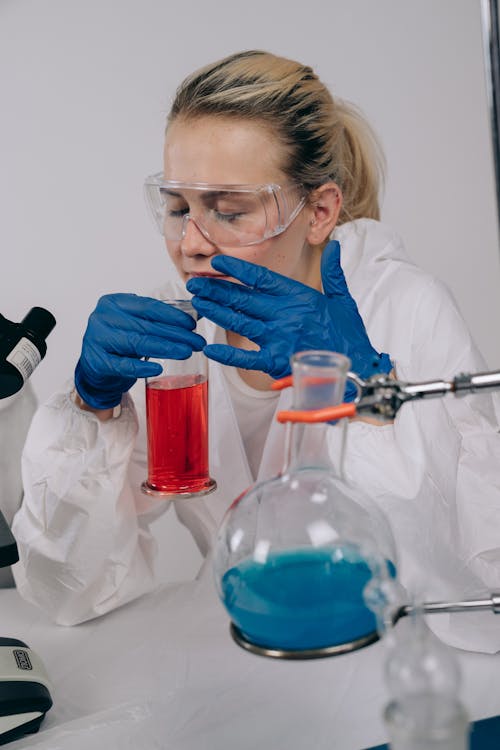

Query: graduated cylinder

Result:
[141,299,216,499]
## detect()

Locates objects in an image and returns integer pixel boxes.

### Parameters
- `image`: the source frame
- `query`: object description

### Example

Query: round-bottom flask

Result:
[213,350,397,658]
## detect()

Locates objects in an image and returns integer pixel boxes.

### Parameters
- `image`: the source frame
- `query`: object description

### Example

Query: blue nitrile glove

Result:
[186,241,392,399]
[74,293,206,409]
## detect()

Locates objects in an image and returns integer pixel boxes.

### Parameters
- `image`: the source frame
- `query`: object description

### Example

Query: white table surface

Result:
[2,575,500,750]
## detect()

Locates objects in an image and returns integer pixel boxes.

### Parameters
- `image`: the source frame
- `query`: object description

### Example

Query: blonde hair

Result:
[168,50,385,224]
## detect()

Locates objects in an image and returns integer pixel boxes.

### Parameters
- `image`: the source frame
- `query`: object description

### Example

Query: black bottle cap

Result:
[20,307,56,340]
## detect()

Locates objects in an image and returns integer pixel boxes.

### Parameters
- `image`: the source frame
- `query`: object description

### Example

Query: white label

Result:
[0,646,52,689]
[6,337,41,381]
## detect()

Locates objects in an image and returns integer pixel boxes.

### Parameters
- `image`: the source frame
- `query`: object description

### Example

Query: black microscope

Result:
[0,305,56,744]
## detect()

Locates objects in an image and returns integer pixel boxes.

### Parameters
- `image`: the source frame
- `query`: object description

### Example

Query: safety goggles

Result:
[144,173,307,249]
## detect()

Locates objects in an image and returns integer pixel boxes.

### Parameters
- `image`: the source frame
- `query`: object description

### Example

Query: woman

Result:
[12,51,500,651]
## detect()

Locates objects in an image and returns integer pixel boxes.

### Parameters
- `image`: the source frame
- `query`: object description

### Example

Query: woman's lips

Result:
[188,272,229,279]
[186,271,241,285]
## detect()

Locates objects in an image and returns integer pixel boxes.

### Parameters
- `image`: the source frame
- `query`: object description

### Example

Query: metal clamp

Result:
[274,368,500,424]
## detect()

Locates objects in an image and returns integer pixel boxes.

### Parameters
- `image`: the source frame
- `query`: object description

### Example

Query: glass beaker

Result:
[141,299,216,499]
[213,350,397,658]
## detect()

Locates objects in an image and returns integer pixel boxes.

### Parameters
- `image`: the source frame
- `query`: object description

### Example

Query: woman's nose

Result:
[180,215,217,256]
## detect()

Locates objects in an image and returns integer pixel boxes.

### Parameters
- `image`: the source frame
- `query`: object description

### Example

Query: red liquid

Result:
[146,374,209,493]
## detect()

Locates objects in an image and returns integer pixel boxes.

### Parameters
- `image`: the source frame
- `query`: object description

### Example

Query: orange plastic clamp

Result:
[276,402,357,423]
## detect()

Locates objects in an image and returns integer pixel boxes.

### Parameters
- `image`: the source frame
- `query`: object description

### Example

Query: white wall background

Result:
[1,0,500,578]
[1,0,499,402]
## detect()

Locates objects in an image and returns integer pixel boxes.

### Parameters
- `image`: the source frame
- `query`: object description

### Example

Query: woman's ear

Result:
[306,182,342,244]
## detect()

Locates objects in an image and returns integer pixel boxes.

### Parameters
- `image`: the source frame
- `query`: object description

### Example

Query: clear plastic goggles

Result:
[144,173,307,249]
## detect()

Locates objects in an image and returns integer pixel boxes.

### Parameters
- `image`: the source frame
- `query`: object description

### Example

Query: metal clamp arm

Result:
[273,368,500,424]
[393,593,500,624]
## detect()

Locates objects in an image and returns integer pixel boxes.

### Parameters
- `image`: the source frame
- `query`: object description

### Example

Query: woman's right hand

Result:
[74,293,206,410]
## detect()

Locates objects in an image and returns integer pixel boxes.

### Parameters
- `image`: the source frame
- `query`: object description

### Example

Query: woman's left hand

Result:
[186,240,392,383]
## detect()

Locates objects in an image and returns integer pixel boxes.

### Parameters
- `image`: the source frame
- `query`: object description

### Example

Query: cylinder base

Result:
[141,478,217,499]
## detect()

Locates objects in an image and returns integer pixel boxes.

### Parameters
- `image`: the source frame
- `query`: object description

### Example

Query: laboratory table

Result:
[2,574,500,750]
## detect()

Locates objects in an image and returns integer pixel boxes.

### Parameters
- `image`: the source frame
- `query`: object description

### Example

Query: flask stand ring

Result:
[229,623,379,660]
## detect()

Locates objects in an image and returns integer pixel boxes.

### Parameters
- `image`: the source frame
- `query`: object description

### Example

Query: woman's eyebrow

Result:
[160,187,183,197]
[160,188,239,205]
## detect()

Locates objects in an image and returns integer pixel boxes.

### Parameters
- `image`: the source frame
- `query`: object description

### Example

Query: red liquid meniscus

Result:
[146,374,209,494]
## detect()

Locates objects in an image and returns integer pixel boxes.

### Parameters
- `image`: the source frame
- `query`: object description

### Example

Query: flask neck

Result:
[282,350,351,477]
[284,420,345,477]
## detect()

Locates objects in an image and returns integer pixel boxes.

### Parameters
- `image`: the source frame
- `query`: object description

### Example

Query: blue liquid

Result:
[221,547,379,651]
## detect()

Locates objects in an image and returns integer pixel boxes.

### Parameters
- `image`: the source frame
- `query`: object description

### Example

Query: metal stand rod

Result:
[402,370,500,401]
[394,593,500,623]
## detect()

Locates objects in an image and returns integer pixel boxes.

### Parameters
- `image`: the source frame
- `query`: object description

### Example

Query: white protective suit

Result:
[0,382,37,586]
[11,219,500,651]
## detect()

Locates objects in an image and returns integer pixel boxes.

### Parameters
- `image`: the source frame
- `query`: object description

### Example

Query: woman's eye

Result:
[166,207,189,218]
[214,210,245,224]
